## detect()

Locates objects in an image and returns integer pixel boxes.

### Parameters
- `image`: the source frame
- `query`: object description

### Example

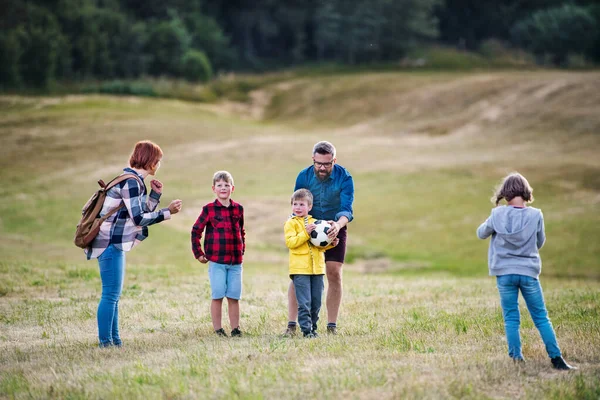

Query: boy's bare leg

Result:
[288,281,298,321]
[326,261,343,324]
[227,298,240,329]
[211,298,223,330]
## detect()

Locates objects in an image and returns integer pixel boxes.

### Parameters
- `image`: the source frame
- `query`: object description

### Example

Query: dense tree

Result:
[511,4,597,66]
[0,0,598,88]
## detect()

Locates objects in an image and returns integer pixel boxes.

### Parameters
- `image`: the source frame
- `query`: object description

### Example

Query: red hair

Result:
[129,141,163,170]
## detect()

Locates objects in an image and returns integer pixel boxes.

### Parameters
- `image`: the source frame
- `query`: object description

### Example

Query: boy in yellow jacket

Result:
[285,189,338,338]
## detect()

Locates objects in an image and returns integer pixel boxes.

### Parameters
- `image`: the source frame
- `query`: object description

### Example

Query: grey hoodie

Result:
[477,206,546,279]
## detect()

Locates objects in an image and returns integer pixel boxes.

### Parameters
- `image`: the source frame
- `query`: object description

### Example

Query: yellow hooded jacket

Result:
[284,215,335,275]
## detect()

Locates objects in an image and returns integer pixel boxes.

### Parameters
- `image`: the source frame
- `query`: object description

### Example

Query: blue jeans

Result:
[496,274,561,360]
[208,262,243,300]
[97,244,125,347]
[292,275,324,335]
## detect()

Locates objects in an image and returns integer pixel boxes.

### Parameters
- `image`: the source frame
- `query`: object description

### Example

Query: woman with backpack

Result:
[84,140,182,348]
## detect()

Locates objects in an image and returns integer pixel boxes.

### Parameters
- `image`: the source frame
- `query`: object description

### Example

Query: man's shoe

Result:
[283,324,297,337]
[551,356,577,370]
[231,327,242,337]
[215,328,228,337]
[326,325,337,335]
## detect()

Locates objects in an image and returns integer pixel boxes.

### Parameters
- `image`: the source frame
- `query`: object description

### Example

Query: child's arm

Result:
[284,220,310,249]
[240,208,246,255]
[537,212,546,249]
[191,207,209,260]
[477,215,494,239]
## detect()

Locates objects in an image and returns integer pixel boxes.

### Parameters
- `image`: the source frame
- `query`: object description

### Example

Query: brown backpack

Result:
[74,174,140,249]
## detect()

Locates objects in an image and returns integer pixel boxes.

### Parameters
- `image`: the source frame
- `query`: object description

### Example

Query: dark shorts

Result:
[325,226,347,264]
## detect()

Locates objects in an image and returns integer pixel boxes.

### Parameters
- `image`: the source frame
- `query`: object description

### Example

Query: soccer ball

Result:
[310,220,333,247]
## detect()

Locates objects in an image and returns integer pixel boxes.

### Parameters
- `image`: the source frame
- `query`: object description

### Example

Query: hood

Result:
[490,206,541,247]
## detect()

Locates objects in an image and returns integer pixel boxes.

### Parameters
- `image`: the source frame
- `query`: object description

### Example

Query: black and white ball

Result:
[310,220,333,247]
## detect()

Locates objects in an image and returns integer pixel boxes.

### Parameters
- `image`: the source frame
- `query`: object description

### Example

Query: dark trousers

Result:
[292,274,324,334]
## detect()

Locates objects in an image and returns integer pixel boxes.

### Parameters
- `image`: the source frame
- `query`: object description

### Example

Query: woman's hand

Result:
[197,255,208,264]
[151,179,163,193]
[168,199,182,214]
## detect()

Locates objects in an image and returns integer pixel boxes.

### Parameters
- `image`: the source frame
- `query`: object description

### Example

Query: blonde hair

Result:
[291,189,313,206]
[492,172,534,206]
[213,171,234,186]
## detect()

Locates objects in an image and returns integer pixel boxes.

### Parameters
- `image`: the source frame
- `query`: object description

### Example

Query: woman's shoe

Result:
[551,356,577,370]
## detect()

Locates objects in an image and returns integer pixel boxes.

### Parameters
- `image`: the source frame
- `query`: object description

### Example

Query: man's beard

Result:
[315,168,331,181]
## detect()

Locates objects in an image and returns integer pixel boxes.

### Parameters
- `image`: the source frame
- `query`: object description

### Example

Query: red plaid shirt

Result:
[191,199,245,264]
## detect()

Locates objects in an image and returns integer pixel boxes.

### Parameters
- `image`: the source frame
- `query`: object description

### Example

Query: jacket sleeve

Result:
[537,212,546,249]
[121,179,170,227]
[191,207,209,259]
[144,190,161,212]
[320,241,337,252]
[284,219,310,250]
[335,171,355,223]
[477,214,494,239]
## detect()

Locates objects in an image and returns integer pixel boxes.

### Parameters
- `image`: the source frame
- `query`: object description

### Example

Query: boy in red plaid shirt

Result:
[191,171,245,337]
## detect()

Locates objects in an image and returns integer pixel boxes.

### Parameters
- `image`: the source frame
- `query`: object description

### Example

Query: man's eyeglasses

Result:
[314,161,333,168]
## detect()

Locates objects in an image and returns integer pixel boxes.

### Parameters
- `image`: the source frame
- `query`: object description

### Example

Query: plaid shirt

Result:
[191,199,245,264]
[85,168,171,259]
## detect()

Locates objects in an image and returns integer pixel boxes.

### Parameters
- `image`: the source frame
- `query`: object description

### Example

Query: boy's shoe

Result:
[231,328,242,337]
[303,332,316,338]
[551,356,578,370]
[311,331,319,338]
[283,324,297,337]
[326,325,337,335]
[215,328,228,337]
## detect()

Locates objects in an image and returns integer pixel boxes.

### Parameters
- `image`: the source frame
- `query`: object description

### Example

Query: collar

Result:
[214,199,235,208]
[123,167,145,181]
[290,213,312,219]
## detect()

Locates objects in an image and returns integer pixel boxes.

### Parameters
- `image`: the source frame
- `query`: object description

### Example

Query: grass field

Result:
[1,70,600,399]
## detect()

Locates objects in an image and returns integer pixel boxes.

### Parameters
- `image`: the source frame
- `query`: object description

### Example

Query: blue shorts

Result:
[208,262,243,300]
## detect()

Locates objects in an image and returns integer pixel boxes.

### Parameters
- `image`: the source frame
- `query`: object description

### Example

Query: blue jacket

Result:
[477,206,546,279]
[294,164,354,223]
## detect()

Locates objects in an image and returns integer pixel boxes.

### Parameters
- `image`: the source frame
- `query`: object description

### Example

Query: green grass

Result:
[1,70,600,399]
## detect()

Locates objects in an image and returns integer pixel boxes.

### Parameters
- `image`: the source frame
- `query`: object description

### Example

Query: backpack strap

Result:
[99,173,145,221]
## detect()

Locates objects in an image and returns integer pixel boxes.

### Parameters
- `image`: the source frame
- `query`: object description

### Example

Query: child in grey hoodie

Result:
[477,173,576,370]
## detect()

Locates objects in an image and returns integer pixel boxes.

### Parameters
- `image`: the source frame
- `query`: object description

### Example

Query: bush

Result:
[181,50,213,82]
[511,5,597,66]
[147,18,191,76]
[0,31,23,87]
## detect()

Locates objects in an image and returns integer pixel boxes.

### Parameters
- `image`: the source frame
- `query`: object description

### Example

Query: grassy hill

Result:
[1,71,599,399]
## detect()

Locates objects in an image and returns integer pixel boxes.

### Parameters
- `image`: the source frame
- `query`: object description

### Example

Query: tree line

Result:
[1,0,599,88]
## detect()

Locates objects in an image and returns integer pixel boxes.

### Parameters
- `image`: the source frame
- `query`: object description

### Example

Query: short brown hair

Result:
[492,172,534,205]
[291,188,313,206]
[213,171,234,186]
[129,141,163,170]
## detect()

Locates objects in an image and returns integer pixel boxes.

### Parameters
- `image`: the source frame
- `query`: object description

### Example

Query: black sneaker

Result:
[551,356,577,370]
[215,328,228,337]
[327,325,337,335]
[303,331,316,338]
[283,324,297,337]
[311,331,319,338]
[231,328,242,337]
